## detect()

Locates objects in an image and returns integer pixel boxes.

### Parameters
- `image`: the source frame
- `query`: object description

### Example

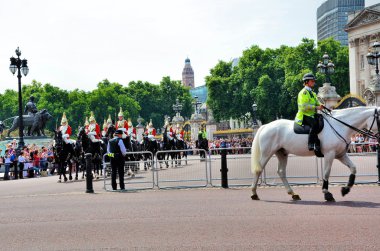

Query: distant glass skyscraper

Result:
[317,0,364,46]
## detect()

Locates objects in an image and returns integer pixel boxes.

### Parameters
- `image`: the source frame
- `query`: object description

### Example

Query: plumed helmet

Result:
[107,114,112,124]
[103,119,108,130]
[84,117,89,126]
[148,119,153,127]
[128,118,133,127]
[61,112,68,125]
[118,107,124,117]
[302,73,316,82]
[89,111,96,122]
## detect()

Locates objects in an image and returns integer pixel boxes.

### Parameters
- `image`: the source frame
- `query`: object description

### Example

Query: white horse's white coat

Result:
[251,106,379,200]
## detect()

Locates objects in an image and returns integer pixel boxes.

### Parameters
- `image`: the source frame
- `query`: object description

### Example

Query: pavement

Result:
[0,175,380,251]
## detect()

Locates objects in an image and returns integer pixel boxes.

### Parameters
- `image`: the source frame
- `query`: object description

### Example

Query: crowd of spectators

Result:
[349,134,377,153]
[186,137,253,155]
[0,140,54,180]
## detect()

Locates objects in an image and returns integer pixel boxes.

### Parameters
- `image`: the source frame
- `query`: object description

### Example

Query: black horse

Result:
[172,134,188,166]
[53,130,75,182]
[141,135,159,170]
[77,127,105,179]
[196,133,209,161]
[158,127,177,168]
[68,139,85,180]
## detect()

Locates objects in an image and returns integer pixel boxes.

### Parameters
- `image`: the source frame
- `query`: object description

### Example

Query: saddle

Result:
[293,114,324,158]
[293,114,324,134]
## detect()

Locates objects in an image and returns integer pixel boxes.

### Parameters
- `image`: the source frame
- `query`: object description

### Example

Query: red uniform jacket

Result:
[116,120,128,131]
[87,123,101,139]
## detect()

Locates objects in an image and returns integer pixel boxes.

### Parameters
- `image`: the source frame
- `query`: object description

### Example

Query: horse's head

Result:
[77,127,86,139]
[54,130,63,143]
[367,107,380,136]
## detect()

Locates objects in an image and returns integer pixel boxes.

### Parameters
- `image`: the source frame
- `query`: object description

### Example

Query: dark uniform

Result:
[107,130,127,190]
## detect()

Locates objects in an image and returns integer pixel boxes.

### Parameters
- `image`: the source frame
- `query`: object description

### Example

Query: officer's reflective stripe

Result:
[298,103,315,112]
[107,153,114,158]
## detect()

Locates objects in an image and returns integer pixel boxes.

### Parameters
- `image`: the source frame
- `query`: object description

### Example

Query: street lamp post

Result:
[193,96,202,114]
[366,41,380,185]
[9,47,29,152]
[252,103,258,127]
[367,41,380,80]
[317,52,335,83]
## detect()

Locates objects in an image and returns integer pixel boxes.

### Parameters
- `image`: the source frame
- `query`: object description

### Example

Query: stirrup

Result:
[308,144,314,151]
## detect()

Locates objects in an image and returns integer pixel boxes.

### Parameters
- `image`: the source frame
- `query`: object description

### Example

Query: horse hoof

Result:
[57,179,61,183]
[341,186,350,197]
[69,176,72,181]
[251,194,260,200]
[75,177,78,181]
[324,192,335,202]
[292,194,301,201]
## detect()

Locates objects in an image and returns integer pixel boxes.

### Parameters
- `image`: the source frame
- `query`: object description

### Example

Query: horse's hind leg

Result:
[337,154,357,197]
[251,155,272,200]
[251,170,263,200]
[68,162,73,181]
[275,151,300,200]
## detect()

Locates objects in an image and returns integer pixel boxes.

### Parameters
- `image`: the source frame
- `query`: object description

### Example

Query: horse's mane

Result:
[330,106,376,119]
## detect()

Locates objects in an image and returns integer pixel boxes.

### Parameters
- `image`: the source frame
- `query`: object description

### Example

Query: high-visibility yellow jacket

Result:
[295,87,320,125]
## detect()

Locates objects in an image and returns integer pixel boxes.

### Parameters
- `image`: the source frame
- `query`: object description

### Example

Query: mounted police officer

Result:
[295,73,324,151]
[107,129,127,191]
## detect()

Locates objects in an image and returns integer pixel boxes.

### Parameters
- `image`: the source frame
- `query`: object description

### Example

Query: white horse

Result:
[251,106,379,202]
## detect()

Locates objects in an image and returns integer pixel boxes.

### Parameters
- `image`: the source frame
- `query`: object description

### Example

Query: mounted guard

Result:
[87,112,101,143]
[116,107,128,133]
[127,118,137,139]
[145,119,156,140]
[59,112,75,145]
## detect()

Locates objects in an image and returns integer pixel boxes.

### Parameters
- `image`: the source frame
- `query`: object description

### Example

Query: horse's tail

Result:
[251,125,265,174]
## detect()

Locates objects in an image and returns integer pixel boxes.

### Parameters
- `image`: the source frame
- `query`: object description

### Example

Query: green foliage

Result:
[205,37,350,124]
[0,77,191,134]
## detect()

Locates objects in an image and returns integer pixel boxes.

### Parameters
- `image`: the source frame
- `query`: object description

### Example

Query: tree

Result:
[206,60,234,122]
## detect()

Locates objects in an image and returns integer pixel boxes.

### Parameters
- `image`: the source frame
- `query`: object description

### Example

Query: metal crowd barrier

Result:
[154,149,208,189]
[322,152,379,184]
[103,152,155,191]
[209,147,255,187]
[263,154,320,186]
[101,145,379,191]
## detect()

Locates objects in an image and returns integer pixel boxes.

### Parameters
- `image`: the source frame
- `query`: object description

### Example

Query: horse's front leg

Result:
[322,155,335,202]
[68,161,73,181]
[337,154,357,197]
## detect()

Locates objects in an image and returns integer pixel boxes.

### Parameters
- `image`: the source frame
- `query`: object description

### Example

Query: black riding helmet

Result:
[302,73,316,82]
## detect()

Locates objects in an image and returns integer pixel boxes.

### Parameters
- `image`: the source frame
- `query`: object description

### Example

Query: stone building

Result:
[345,3,380,105]
[182,58,194,88]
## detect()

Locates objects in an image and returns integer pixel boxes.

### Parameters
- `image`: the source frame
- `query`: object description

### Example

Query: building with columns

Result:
[345,3,380,105]
[182,58,195,88]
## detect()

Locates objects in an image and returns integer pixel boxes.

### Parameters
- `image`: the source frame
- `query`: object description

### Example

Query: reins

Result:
[321,107,380,143]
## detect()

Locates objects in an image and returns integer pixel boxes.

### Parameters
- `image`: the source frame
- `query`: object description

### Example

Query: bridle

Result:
[322,108,380,144]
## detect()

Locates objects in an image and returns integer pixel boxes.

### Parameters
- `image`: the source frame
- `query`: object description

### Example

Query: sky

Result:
[0,0,379,94]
